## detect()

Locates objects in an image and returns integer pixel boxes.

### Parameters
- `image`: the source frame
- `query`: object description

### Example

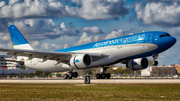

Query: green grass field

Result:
[0,83,180,101]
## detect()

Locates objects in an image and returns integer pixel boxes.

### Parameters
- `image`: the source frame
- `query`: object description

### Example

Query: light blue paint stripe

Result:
[54,31,166,52]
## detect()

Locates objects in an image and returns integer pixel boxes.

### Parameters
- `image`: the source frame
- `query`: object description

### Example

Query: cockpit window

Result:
[166,33,171,36]
[160,33,171,37]
[160,35,165,37]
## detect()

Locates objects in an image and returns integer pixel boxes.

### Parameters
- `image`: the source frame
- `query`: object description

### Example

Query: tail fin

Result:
[8,25,34,50]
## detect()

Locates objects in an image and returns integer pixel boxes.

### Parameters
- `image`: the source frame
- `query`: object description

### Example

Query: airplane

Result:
[0,25,176,79]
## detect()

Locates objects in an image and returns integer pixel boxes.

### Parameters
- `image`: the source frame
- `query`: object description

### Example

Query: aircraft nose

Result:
[171,37,177,46]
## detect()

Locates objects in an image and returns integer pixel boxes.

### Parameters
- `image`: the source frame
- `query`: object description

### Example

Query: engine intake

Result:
[70,54,92,69]
[126,58,148,70]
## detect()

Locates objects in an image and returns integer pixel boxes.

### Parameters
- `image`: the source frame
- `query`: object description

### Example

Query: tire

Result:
[106,73,111,79]
[69,72,73,78]
[63,74,68,79]
[154,61,158,66]
[101,73,106,79]
[96,73,101,79]
[73,72,78,78]
[68,76,72,79]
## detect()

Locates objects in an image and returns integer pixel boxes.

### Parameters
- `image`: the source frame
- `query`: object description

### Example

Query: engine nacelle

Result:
[70,54,92,69]
[126,58,148,70]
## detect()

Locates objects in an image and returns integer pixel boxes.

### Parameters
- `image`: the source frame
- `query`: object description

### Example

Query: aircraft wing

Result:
[0,48,108,63]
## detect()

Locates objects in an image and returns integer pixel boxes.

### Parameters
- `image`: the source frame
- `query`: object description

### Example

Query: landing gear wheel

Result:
[101,73,106,79]
[153,61,158,66]
[152,54,159,66]
[63,74,68,79]
[106,73,111,79]
[73,72,78,78]
[68,72,73,79]
[96,73,101,79]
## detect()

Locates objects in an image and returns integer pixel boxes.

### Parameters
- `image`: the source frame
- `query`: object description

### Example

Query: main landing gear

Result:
[63,72,78,79]
[96,67,111,79]
[152,54,158,66]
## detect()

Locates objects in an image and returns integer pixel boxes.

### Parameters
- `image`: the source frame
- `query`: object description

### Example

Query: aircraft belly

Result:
[113,44,158,59]
[24,59,69,72]
[88,44,158,66]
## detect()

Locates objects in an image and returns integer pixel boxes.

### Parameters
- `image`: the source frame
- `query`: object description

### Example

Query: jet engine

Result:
[126,58,148,70]
[70,54,92,69]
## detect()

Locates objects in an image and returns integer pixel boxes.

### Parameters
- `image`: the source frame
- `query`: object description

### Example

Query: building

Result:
[0,55,19,69]
[0,55,35,75]
[141,66,177,76]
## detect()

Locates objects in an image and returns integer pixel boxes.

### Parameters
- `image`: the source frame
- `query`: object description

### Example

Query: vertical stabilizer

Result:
[8,25,34,50]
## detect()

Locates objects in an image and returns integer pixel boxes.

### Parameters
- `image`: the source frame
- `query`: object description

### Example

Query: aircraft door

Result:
[117,39,122,49]
[146,33,153,43]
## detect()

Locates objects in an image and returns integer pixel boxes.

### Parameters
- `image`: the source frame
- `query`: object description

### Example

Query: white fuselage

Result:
[20,43,158,72]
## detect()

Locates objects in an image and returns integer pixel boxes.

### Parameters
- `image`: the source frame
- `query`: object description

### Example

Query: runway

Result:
[0,79,180,84]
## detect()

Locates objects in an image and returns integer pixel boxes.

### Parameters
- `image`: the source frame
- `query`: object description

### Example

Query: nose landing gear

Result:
[152,54,158,66]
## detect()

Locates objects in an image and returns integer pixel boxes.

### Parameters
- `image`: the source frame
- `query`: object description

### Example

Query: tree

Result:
[28,72,34,76]
[9,72,16,78]
[56,74,62,77]
[107,67,114,74]
[34,71,42,76]
[45,72,51,75]
[26,72,34,78]
[81,70,87,75]
[136,70,141,74]
[20,66,25,69]
[124,68,132,74]
[20,66,26,77]
[115,67,122,74]
[87,70,93,75]
[20,71,24,75]
[11,72,15,75]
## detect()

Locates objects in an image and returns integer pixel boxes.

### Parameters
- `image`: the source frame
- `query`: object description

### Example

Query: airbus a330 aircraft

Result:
[0,25,176,79]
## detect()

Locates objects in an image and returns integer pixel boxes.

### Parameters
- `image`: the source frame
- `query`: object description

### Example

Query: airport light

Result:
[3,66,6,79]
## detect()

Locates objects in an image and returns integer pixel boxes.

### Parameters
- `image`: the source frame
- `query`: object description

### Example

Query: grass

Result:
[0,83,180,101]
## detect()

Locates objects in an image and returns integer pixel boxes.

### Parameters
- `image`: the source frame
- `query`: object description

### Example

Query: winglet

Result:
[8,25,34,50]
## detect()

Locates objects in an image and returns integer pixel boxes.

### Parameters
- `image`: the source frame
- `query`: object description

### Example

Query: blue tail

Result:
[8,25,34,50]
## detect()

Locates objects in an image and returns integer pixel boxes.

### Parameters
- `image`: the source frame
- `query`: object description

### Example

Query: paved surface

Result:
[0,79,180,84]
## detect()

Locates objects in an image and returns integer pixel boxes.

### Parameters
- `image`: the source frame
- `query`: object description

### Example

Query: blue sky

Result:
[0,0,179,66]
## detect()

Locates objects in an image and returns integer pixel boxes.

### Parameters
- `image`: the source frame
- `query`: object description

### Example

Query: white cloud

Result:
[134,2,180,27]
[0,1,5,7]
[0,0,128,20]
[60,22,66,30]
[75,32,94,45]
[82,26,103,34]
[75,29,126,45]
[31,41,61,51]
[9,0,20,5]
[0,42,12,49]
[64,44,69,48]
[72,0,128,20]
[105,29,124,39]
[144,0,180,2]
[8,19,80,40]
